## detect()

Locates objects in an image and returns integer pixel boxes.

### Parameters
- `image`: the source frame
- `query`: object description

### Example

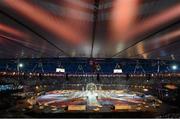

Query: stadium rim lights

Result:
[18,63,24,68]
[171,64,178,70]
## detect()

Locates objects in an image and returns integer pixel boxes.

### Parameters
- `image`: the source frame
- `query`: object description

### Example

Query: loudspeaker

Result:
[39,73,42,80]
[66,73,69,81]
[147,73,151,80]
[126,74,129,80]
[97,73,100,82]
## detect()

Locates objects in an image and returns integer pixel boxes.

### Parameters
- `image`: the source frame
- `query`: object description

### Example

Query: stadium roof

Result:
[0,0,179,60]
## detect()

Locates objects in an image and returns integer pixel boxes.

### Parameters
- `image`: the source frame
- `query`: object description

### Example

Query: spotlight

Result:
[18,63,24,68]
[171,65,178,70]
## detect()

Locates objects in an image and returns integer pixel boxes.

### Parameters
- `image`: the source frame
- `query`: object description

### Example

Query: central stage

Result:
[26,83,162,113]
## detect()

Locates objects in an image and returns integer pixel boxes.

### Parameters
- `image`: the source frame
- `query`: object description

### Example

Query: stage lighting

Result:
[171,65,178,70]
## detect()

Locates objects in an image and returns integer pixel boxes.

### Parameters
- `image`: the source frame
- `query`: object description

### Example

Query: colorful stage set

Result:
[25,83,162,113]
